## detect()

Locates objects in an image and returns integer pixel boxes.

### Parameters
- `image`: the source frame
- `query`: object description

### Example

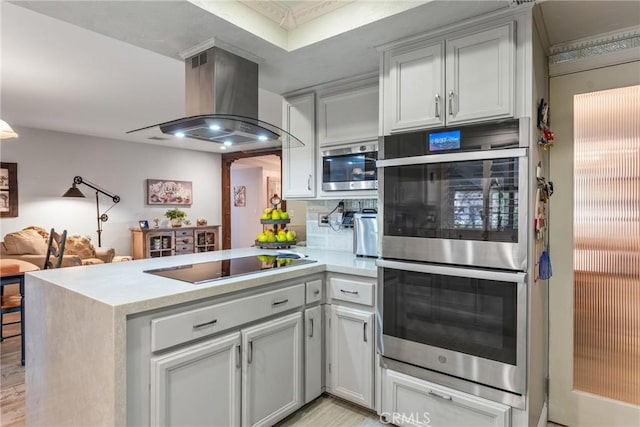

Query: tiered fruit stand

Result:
[256,218,296,249]
[255,197,297,249]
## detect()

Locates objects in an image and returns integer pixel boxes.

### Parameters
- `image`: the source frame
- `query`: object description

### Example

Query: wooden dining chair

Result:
[44,228,67,270]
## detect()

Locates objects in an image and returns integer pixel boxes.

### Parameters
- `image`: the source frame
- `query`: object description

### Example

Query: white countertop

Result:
[26,247,377,316]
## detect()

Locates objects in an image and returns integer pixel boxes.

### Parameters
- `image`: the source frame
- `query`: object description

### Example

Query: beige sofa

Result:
[0,227,121,268]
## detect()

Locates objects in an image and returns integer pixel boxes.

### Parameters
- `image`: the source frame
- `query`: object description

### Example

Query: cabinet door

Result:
[381,369,511,427]
[242,312,303,427]
[318,83,378,147]
[330,305,374,408]
[387,42,445,134]
[282,93,316,199]
[194,228,218,252]
[146,231,174,258]
[150,332,241,427]
[445,23,514,125]
[304,306,323,403]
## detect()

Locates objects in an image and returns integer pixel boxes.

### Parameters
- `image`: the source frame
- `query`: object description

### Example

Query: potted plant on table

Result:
[165,207,186,227]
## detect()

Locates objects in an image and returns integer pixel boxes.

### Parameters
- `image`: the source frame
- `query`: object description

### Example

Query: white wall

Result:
[230,167,263,248]
[0,126,221,255]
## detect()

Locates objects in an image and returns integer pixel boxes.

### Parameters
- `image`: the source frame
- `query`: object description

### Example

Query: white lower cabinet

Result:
[329,304,375,409]
[381,369,511,427]
[304,305,323,403]
[150,332,241,426]
[149,311,303,427]
[242,312,304,427]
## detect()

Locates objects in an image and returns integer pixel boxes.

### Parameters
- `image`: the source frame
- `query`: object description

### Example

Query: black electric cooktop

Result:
[144,254,316,285]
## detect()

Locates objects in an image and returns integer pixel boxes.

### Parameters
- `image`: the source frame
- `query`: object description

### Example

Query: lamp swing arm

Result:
[73,176,121,204]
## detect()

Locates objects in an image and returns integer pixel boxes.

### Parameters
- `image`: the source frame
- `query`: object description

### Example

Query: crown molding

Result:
[239,0,354,30]
[549,25,640,54]
[240,1,287,25]
[548,25,640,76]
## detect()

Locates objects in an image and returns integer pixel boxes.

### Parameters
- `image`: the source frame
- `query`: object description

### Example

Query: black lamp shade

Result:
[62,184,86,198]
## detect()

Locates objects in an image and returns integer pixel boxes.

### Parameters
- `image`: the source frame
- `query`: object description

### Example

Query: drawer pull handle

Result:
[309,318,314,338]
[192,319,217,329]
[363,322,367,342]
[340,289,359,295]
[272,299,289,307]
[428,390,452,401]
[182,239,189,243]
[313,289,320,296]
[248,341,253,364]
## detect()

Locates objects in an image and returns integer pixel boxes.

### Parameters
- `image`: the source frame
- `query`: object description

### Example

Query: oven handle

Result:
[376,147,527,168]
[376,259,527,283]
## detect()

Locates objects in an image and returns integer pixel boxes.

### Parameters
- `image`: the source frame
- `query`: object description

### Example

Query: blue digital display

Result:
[429,130,461,151]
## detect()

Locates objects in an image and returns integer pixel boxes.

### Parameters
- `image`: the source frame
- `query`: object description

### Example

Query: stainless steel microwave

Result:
[321,143,378,191]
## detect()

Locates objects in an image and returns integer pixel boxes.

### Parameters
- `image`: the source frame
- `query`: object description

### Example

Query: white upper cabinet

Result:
[387,41,445,133]
[282,93,316,199]
[317,77,379,147]
[383,22,515,134]
[446,23,514,124]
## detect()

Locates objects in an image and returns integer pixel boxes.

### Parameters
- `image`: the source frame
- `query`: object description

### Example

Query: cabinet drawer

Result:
[175,229,193,238]
[382,369,510,427]
[176,235,194,245]
[329,277,374,306]
[174,245,193,254]
[305,279,323,304]
[151,283,305,352]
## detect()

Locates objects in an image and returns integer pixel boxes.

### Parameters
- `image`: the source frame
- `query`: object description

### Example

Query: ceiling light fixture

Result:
[0,119,18,139]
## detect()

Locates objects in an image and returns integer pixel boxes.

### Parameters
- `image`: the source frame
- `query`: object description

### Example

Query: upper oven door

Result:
[322,143,378,191]
[378,148,528,270]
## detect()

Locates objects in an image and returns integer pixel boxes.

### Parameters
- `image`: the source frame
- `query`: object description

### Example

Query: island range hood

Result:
[127,46,303,152]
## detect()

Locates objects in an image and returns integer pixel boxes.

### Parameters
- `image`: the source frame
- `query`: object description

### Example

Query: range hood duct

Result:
[127,46,303,152]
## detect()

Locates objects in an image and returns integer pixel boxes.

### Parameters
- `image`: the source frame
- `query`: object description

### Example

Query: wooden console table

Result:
[130,225,220,260]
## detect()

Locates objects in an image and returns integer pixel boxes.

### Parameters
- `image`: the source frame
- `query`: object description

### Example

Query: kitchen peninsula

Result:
[24,247,377,426]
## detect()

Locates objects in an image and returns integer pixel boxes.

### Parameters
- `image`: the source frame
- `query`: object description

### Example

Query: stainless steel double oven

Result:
[377,118,529,407]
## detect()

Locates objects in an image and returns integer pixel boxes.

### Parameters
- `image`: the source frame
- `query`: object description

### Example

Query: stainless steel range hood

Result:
[127,46,303,152]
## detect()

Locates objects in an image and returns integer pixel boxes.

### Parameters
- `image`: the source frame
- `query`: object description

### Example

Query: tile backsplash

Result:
[305,199,377,251]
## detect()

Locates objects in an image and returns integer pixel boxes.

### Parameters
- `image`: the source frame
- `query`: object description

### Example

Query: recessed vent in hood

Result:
[127,46,303,153]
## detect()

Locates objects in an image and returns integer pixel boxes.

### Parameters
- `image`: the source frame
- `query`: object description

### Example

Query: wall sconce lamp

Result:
[0,119,18,139]
[62,176,121,247]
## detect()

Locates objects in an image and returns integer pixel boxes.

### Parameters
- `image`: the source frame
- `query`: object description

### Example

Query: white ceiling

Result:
[1,1,638,152]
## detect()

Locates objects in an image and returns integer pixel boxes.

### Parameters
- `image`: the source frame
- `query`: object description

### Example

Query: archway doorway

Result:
[221,150,284,249]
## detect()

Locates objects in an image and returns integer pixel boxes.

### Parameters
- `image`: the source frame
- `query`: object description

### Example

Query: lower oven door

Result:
[377,259,527,395]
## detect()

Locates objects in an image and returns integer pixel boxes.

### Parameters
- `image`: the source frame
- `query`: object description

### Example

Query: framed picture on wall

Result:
[233,185,246,207]
[147,179,192,205]
[0,162,18,218]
